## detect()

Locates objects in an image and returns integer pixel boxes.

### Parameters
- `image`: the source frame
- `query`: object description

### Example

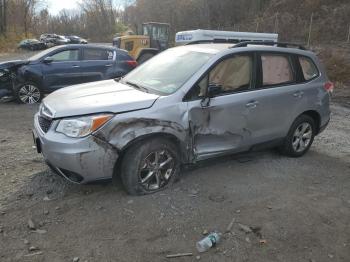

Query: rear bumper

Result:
[33,113,119,184]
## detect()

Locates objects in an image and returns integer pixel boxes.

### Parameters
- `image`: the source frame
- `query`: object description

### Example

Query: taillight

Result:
[126,60,138,68]
[324,81,334,93]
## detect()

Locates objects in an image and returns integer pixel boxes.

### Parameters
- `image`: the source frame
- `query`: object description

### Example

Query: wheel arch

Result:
[299,110,321,134]
[113,132,187,179]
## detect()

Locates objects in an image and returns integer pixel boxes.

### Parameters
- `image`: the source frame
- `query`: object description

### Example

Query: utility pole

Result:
[274,13,278,33]
[0,0,5,35]
[307,12,314,47]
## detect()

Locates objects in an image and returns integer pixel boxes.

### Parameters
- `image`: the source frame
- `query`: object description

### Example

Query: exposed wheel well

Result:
[113,133,183,179]
[300,110,321,134]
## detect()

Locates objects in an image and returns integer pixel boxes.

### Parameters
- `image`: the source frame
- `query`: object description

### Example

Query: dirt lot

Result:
[0,100,349,262]
[0,49,350,262]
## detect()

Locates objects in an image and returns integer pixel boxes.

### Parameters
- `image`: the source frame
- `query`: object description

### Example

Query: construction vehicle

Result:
[113,22,170,64]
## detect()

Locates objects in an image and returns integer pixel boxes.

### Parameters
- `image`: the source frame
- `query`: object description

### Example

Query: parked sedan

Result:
[18,39,47,51]
[2,44,137,104]
[65,35,88,44]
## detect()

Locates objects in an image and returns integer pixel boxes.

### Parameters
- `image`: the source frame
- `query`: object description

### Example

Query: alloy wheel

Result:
[139,149,175,191]
[18,84,41,104]
[292,122,313,153]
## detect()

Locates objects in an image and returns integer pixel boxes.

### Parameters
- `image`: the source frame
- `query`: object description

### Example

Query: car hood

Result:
[43,80,160,118]
[0,60,28,70]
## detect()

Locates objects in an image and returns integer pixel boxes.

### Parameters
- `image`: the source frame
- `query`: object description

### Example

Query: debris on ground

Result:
[27,219,36,230]
[225,217,236,233]
[29,246,39,252]
[238,223,252,233]
[24,251,43,257]
[196,232,222,252]
[202,229,208,235]
[208,194,225,203]
[196,255,201,260]
[73,257,80,262]
[33,229,47,234]
[259,239,267,245]
[166,253,193,258]
[43,196,50,201]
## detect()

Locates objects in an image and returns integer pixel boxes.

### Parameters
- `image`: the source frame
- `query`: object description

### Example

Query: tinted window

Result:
[83,48,114,61]
[51,50,79,62]
[262,54,294,86]
[299,56,319,81]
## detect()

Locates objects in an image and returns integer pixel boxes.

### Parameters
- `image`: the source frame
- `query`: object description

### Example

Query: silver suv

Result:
[33,41,332,195]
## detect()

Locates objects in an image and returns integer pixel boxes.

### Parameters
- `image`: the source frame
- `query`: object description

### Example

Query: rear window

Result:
[299,56,319,81]
[261,54,294,86]
[83,48,114,61]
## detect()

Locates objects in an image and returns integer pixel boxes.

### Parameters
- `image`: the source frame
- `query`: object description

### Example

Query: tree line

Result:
[1,0,350,44]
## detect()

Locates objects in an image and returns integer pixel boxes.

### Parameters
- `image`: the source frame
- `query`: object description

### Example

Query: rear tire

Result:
[137,53,154,64]
[121,138,180,195]
[14,82,42,104]
[280,115,316,157]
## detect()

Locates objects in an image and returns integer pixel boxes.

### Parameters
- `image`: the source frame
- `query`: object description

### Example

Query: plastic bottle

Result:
[196,232,222,252]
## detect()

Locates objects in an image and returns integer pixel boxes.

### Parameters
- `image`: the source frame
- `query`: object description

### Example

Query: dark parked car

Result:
[65,35,88,44]
[0,44,137,104]
[18,39,47,51]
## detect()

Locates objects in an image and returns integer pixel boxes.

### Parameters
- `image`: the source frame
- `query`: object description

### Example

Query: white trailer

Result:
[175,29,278,45]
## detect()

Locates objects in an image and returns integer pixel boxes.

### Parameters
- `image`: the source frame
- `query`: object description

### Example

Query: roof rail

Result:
[186,39,240,45]
[232,41,306,50]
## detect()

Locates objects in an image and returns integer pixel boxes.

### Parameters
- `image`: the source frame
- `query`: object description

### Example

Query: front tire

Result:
[280,115,316,157]
[14,82,42,104]
[121,138,180,195]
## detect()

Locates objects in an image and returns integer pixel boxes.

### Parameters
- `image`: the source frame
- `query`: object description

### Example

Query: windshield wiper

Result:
[125,81,149,93]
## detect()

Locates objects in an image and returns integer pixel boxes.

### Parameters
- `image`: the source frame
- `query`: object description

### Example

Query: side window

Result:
[261,54,294,86]
[186,55,253,100]
[83,49,114,61]
[50,50,79,62]
[125,41,134,52]
[209,55,253,94]
[299,56,319,81]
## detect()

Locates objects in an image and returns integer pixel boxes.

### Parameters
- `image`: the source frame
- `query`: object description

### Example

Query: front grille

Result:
[38,116,52,133]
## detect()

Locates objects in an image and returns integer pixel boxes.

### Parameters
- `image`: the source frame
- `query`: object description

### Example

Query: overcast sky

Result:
[46,0,130,15]
[47,0,82,15]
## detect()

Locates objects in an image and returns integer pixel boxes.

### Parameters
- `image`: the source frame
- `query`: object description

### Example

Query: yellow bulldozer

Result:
[113,22,170,64]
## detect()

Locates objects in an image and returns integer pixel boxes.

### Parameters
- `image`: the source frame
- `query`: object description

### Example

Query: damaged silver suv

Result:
[33,41,332,195]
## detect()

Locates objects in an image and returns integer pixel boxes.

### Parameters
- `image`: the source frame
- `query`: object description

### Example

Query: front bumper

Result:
[33,113,119,184]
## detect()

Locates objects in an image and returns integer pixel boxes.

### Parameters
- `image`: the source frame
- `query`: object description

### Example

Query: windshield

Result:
[122,48,213,95]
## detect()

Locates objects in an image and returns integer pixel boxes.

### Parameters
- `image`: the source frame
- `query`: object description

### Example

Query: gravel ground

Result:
[0,99,349,262]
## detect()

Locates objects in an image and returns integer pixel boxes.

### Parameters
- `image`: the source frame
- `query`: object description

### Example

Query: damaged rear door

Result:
[187,53,256,160]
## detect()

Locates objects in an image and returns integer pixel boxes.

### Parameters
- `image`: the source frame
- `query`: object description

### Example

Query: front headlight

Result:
[56,114,113,138]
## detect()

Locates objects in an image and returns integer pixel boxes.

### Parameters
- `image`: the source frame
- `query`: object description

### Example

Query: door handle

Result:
[293,91,304,98]
[105,64,113,67]
[246,101,259,108]
[72,65,80,68]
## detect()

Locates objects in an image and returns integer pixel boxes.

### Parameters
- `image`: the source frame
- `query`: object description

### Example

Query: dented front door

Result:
[188,92,256,161]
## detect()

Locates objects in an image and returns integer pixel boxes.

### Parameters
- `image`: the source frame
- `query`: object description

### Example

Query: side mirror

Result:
[43,57,53,64]
[207,83,222,98]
